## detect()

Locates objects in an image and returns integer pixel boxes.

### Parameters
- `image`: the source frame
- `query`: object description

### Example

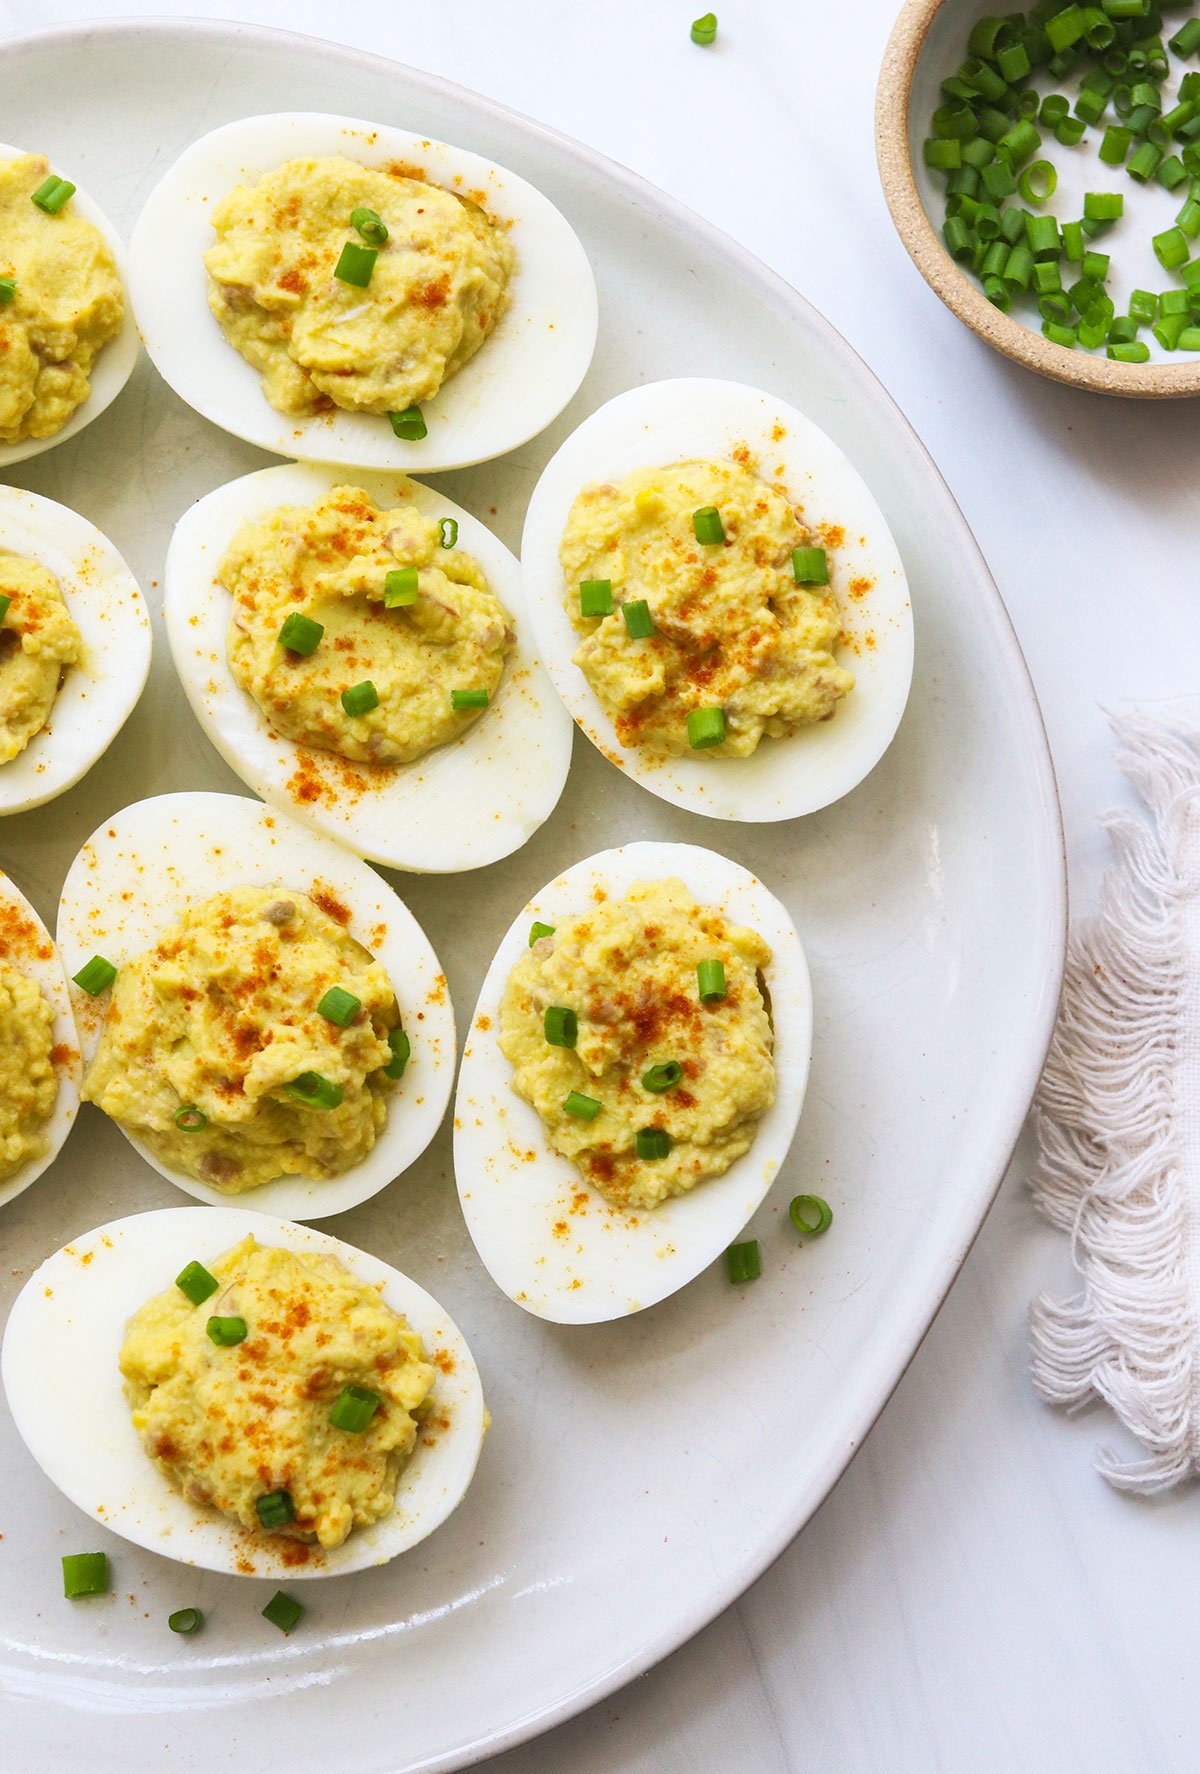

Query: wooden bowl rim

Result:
[875,0,1200,399]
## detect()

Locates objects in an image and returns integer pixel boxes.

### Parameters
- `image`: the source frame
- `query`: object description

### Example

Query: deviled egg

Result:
[0,145,140,467]
[56,791,454,1219]
[165,463,573,872]
[2,1205,485,1579]
[454,841,812,1322]
[0,867,80,1207]
[130,112,597,472]
[520,378,914,822]
[0,485,151,814]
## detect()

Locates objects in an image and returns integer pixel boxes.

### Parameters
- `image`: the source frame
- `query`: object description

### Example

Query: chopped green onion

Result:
[439,517,458,549]
[726,1240,761,1285]
[1176,325,1200,348]
[1159,153,1189,191]
[384,1027,411,1080]
[791,545,828,584]
[692,506,725,544]
[790,1193,833,1237]
[1128,141,1164,184]
[1107,316,1138,346]
[1107,341,1150,361]
[1083,192,1123,222]
[0,277,14,304]
[1061,220,1085,263]
[1055,116,1087,146]
[996,118,1042,167]
[333,241,377,287]
[32,175,75,214]
[642,1061,683,1093]
[1004,243,1035,290]
[1042,318,1079,347]
[1160,287,1191,316]
[563,1090,602,1120]
[1018,159,1057,203]
[350,206,388,246]
[206,1315,248,1347]
[62,1552,109,1598]
[262,1591,304,1633]
[341,680,379,718]
[284,1071,344,1110]
[981,160,1017,198]
[1179,197,1200,238]
[1155,225,1190,268]
[622,598,655,638]
[451,688,489,710]
[278,612,324,655]
[168,1608,203,1635]
[985,275,1013,311]
[687,706,726,749]
[529,921,556,945]
[255,1490,295,1530]
[925,137,963,169]
[175,1261,219,1305]
[0,595,9,622]
[72,955,116,995]
[635,1127,672,1161]
[690,11,717,45]
[317,985,362,1027]
[389,404,427,440]
[997,41,1031,82]
[329,1384,381,1432]
[174,1104,207,1132]
[697,958,727,1003]
[384,566,419,606]
[1170,18,1200,59]
[1098,124,1131,164]
[1045,6,1086,54]
[544,1005,577,1048]
[1025,213,1061,260]
[1073,86,1108,127]
[579,578,614,617]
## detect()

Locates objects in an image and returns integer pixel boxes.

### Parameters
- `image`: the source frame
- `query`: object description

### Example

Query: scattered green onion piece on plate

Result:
[790,1193,834,1237]
[329,1384,381,1432]
[563,1090,602,1121]
[284,1071,344,1110]
[62,1553,109,1598]
[73,955,116,995]
[1154,225,1190,268]
[543,1005,577,1048]
[175,1260,218,1305]
[262,1591,304,1634]
[726,1240,761,1285]
[341,680,379,717]
[389,404,426,440]
[168,1608,203,1635]
[1107,341,1150,361]
[690,12,717,46]
[318,985,362,1027]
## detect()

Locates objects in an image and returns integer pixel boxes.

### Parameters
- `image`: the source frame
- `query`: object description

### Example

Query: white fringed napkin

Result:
[1030,708,1200,1493]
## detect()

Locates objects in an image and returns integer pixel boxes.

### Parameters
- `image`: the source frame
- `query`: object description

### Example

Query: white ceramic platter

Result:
[0,19,1065,1774]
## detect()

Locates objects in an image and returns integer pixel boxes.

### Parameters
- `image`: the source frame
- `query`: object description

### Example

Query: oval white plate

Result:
[0,140,140,469]
[164,462,573,872]
[0,21,1065,1774]
[129,111,598,472]
[3,1205,486,1580]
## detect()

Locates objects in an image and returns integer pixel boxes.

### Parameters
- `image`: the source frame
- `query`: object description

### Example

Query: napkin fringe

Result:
[1029,710,1199,1494]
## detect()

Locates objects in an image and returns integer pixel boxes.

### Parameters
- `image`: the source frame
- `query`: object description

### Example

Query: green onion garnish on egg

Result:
[385,567,419,607]
[697,958,727,1003]
[529,921,556,945]
[175,1261,219,1305]
[451,688,489,710]
[389,404,427,440]
[277,612,324,655]
[32,176,75,214]
[333,241,377,287]
[692,506,725,545]
[579,579,614,617]
[686,706,726,750]
[318,986,362,1027]
[174,1105,207,1132]
[284,1071,344,1110]
[636,1126,672,1160]
[791,546,828,585]
[563,1090,602,1120]
[350,206,388,246]
[255,1490,295,1529]
[544,1006,577,1048]
[622,599,655,638]
[384,1028,411,1079]
[642,1061,682,1093]
[206,1316,248,1347]
[329,1384,381,1432]
[341,680,379,717]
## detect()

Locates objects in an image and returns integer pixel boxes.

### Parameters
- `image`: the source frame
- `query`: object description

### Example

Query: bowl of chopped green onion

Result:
[877,0,1200,394]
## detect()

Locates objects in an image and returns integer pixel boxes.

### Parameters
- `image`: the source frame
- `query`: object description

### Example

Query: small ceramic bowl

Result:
[876,0,1200,398]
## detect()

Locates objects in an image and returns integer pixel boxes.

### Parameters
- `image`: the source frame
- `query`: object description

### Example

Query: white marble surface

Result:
[3,2,1198,1769]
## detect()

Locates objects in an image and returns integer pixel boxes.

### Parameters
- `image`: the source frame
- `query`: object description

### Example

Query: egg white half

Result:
[55,791,455,1219]
[165,463,573,873]
[520,377,915,822]
[0,868,81,1208]
[0,485,151,815]
[0,142,141,469]
[454,840,812,1323]
[129,111,598,472]
[1,1205,486,1579]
